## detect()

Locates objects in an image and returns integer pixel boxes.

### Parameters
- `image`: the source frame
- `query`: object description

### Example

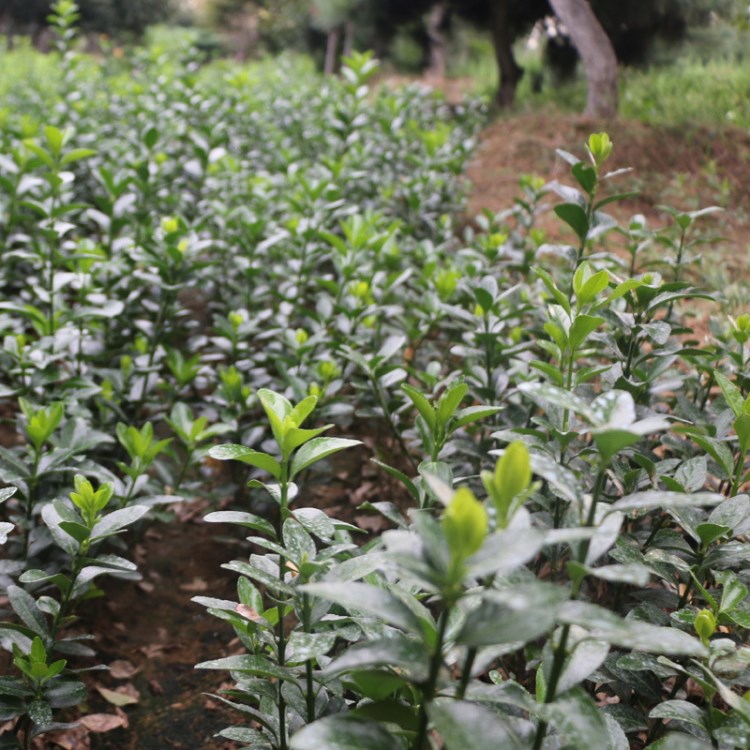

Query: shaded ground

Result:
[15,109,750,749]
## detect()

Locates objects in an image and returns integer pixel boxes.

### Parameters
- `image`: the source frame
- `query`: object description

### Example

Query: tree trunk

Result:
[548,0,618,118]
[425,1,448,79]
[342,21,355,58]
[490,0,523,108]
[324,27,341,75]
[1,13,12,51]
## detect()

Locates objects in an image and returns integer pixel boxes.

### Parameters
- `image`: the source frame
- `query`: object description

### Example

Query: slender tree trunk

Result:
[548,0,618,117]
[490,0,523,108]
[2,13,13,51]
[425,1,448,79]
[324,27,341,75]
[342,21,355,58]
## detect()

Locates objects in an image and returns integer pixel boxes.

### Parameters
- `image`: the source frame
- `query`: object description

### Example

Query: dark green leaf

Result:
[290,716,399,750]
[554,202,589,242]
[429,700,526,750]
[540,688,610,748]
[290,437,361,478]
[301,582,429,636]
[208,445,281,480]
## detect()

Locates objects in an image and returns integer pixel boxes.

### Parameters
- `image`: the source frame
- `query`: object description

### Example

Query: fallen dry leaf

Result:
[179,576,209,592]
[79,713,128,733]
[138,581,155,593]
[148,678,164,695]
[114,707,130,729]
[96,685,139,707]
[109,659,141,680]
[41,725,91,749]
[354,514,388,533]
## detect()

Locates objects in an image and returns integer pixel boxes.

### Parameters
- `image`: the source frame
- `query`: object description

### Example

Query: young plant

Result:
[195,388,361,750]
[0,475,148,747]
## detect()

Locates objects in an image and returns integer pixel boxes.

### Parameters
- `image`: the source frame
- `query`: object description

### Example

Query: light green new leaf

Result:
[569,314,604,351]
[288,395,318,427]
[442,488,487,561]
[257,388,292,445]
[577,269,611,306]
[715,371,744,418]
[402,384,437,432]
[436,381,469,427]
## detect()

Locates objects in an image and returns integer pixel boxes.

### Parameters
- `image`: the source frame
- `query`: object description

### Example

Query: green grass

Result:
[621,56,750,129]
[0,39,60,98]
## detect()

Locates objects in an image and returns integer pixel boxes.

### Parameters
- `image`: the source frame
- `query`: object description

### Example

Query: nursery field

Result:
[3,4,750,750]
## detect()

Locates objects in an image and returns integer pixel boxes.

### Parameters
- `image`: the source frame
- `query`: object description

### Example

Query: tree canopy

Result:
[1,0,173,36]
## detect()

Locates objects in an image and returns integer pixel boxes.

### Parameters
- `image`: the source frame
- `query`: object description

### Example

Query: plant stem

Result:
[456,646,476,700]
[173,446,193,494]
[302,593,315,724]
[134,288,173,412]
[532,463,606,750]
[372,376,419,475]
[623,310,643,381]
[532,623,571,750]
[666,226,688,320]
[644,673,690,744]
[21,716,31,750]
[415,608,450,750]
[23,449,42,558]
[731,446,745,497]
[277,462,290,750]
[561,348,576,435]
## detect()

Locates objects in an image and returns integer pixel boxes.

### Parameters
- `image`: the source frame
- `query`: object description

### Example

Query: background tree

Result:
[204,0,309,58]
[549,0,618,117]
[310,0,361,73]
[1,0,173,42]
[365,0,547,107]
[1,0,49,47]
